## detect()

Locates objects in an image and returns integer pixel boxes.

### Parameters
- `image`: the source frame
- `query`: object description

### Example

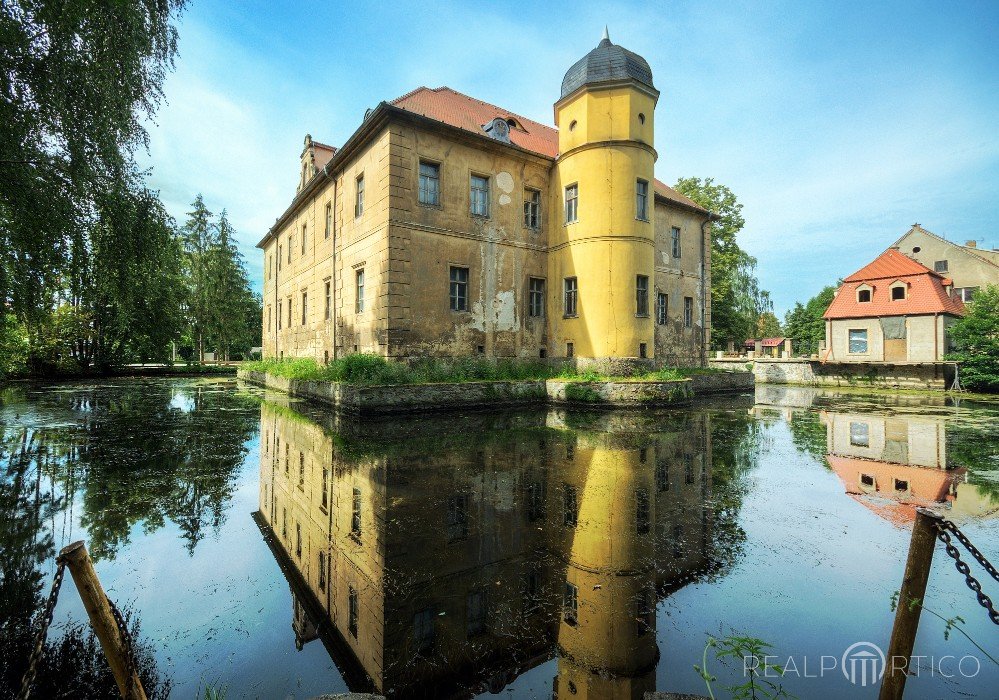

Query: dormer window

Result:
[856,284,872,303]
[890,281,907,301]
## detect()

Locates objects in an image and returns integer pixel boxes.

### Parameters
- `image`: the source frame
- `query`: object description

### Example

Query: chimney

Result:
[966,240,977,248]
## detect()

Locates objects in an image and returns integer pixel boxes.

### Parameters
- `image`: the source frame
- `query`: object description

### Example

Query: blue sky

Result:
[140,0,999,316]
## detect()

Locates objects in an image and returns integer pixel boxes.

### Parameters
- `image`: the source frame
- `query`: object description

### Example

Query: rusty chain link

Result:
[17,559,66,700]
[106,594,139,698]
[932,518,999,626]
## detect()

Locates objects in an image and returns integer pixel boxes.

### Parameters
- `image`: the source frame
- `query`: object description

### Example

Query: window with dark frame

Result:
[277,301,282,330]
[891,285,906,300]
[351,487,362,538]
[636,275,649,316]
[301,224,307,254]
[565,184,578,223]
[858,288,871,303]
[683,296,693,328]
[527,481,546,521]
[563,582,578,624]
[325,202,332,239]
[564,277,578,317]
[524,188,541,229]
[321,467,329,510]
[656,458,669,492]
[318,551,326,591]
[529,278,545,318]
[934,260,948,273]
[295,522,301,558]
[563,483,578,527]
[298,452,304,487]
[636,179,649,220]
[470,175,490,217]
[419,161,440,205]
[671,227,681,258]
[449,266,469,311]
[287,297,293,327]
[301,292,307,325]
[348,586,358,637]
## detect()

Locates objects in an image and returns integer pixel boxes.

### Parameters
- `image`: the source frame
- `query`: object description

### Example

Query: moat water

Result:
[0,378,997,699]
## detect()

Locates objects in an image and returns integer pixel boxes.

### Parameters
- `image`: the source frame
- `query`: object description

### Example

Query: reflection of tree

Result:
[706,411,766,578]
[947,421,999,504]
[0,424,170,698]
[52,381,259,559]
[787,410,828,462]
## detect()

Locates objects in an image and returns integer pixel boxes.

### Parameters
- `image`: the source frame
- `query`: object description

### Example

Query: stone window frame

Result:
[469,172,491,218]
[324,202,332,239]
[324,278,332,321]
[856,284,872,303]
[418,158,442,208]
[354,267,365,314]
[301,290,308,326]
[889,280,907,301]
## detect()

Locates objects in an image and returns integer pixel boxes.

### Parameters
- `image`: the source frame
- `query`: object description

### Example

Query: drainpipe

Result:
[700,214,712,365]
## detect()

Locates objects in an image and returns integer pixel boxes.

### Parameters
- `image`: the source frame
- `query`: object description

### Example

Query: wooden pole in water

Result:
[59,541,147,700]
[879,508,941,700]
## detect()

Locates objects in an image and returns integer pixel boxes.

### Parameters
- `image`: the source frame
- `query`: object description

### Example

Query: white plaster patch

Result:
[492,290,517,331]
[495,171,514,194]
[499,194,511,206]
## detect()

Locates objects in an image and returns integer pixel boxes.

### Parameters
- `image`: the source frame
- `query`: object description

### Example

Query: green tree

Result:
[1,0,188,372]
[756,311,783,339]
[946,285,999,392]
[181,196,216,362]
[206,211,260,360]
[783,284,837,357]
[674,177,773,347]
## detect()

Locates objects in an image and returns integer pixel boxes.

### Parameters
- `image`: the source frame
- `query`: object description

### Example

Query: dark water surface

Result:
[1,378,997,698]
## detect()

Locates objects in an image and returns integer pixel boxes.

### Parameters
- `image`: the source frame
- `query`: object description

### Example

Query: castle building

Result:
[257,31,713,369]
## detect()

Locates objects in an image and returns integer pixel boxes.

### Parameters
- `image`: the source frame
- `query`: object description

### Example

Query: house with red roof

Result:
[257,31,713,369]
[822,249,965,362]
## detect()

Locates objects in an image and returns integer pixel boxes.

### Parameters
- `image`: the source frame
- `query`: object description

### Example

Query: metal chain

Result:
[937,518,999,584]
[106,595,139,698]
[18,559,67,700]
[933,521,999,626]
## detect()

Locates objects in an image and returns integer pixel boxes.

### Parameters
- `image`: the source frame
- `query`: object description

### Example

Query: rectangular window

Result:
[524,188,541,229]
[656,292,667,325]
[656,458,669,492]
[563,483,578,527]
[564,277,578,317]
[301,224,307,254]
[527,481,546,521]
[671,227,681,258]
[325,203,332,239]
[563,582,578,625]
[850,421,870,447]
[277,301,282,330]
[419,161,440,205]
[318,551,326,591]
[295,522,301,558]
[565,184,578,223]
[683,296,693,328]
[348,586,358,637]
[636,275,649,316]
[355,269,365,313]
[287,297,293,327]
[636,179,649,220]
[528,277,545,318]
[268,254,273,280]
[288,237,293,263]
[470,174,490,217]
[355,174,364,217]
[301,292,307,325]
[566,341,574,358]
[934,260,948,273]
[298,452,305,487]
[324,280,332,320]
[447,493,469,541]
[891,285,906,301]
[523,564,542,614]
[958,287,978,302]
[449,266,469,311]
[413,608,435,651]
[636,489,651,535]
[351,487,361,538]
[466,590,487,636]
[848,328,868,353]
[858,288,872,303]
[321,467,329,510]
[684,453,694,484]
[282,507,287,537]
[278,246,283,270]
[267,306,272,333]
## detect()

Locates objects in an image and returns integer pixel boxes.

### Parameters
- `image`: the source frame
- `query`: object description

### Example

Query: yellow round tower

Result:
[549,28,659,373]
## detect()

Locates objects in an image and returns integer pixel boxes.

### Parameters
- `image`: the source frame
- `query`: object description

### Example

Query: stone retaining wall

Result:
[709,358,954,390]
[239,369,758,413]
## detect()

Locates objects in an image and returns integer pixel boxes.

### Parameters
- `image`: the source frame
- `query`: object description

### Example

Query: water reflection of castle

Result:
[255,401,715,698]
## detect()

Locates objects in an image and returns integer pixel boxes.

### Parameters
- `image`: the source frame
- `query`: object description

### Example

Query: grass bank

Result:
[242,354,693,386]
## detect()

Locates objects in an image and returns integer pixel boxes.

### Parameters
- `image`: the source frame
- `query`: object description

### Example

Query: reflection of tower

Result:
[550,29,659,366]
[553,431,658,699]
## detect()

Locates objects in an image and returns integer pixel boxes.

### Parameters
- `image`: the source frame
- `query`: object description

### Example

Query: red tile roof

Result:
[389,86,707,214]
[824,250,966,319]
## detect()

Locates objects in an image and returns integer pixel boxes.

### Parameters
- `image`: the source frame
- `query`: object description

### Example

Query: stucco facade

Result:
[891,225,999,303]
[259,35,712,368]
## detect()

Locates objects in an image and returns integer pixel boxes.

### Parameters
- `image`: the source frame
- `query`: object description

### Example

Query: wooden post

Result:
[60,541,147,700]
[879,508,940,700]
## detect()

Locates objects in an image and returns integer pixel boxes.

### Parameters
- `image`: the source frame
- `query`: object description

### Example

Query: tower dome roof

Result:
[560,28,655,99]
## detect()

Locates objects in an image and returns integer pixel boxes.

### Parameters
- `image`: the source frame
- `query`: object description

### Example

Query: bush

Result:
[946,285,999,392]
[0,314,29,378]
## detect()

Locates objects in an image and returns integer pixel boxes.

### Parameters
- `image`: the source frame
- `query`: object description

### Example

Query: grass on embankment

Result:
[242,354,692,386]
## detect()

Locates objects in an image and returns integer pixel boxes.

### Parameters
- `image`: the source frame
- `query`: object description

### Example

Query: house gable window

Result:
[934,260,948,273]
[857,286,872,303]
[524,188,541,229]
[890,282,907,301]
